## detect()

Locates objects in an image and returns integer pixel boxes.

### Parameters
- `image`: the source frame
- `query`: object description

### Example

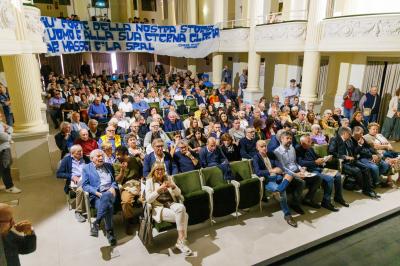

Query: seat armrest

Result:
[202,186,214,195]
[252,174,264,182]
[230,180,240,188]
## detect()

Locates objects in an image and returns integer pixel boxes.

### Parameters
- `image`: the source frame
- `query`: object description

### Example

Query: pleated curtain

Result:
[361,61,385,93]
[39,54,62,75]
[92,53,112,75]
[62,53,83,76]
[378,62,400,123]
[116,53,129,74]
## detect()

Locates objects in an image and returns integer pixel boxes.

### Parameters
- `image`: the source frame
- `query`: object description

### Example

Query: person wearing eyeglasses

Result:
[98,125,122,154]
[145,162,192,256]
[88,96,108,123]
[143,121,170,151]
[143,138,178,177]
[0,203,36,266]
[239,127,257,159]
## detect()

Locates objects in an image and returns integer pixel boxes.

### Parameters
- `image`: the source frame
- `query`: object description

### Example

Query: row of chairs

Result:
[73,143,330,242]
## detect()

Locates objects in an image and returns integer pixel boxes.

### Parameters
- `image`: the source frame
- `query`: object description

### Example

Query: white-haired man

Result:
[56,144,90,222]
[82,149,119,246]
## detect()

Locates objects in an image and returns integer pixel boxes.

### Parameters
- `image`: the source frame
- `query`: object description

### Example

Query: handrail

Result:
[324,12,400,20]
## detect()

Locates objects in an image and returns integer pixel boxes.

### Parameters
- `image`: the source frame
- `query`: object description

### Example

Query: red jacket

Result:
[74,138,98,156]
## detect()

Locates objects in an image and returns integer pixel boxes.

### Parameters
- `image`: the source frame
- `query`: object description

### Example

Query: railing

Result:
[257,10,308,25]
[217,19,250,29]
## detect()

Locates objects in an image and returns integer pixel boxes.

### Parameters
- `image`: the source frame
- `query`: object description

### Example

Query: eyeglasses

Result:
[155,145,163,148]
[107,130,115,132]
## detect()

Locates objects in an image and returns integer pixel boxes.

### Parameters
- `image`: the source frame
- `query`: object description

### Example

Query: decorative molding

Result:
[0,0,16,31]
[255,22,307,41]
[219,28,249,52]
[24,7,44,35]
[323,15,400,39]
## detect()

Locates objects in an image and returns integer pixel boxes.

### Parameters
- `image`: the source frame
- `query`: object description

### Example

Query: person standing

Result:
[0,203,36,266]
[283,79,300,105]
[221,65,232,84]
[0,114,21,194]
[381,88,400,141]
[359,86,381,124]
[342,85,361,119]
[80,61,91,76]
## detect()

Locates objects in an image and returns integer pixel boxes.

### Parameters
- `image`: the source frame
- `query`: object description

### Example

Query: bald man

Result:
[0,203,36,266]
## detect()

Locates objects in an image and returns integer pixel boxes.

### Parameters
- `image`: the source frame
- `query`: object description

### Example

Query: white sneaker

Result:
[5,186,22,194]
[175,239,193,256]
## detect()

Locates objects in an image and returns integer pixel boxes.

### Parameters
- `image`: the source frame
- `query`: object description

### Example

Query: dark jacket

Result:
[143,151,178,177]
[239,137,257,159]
[295,145,320,171]
[352,137,378,160]
[252,153,282,182]
[221,144,241,162]
[199,146,228,168]
[173,150,199,173]
[55,131,78,159]
[328,135,357,160]
[56,154,90,193]
[2,231,36,266]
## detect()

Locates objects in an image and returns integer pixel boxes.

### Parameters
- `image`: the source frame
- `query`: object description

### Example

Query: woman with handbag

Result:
[145,162,192,256]
[381,88,400,141]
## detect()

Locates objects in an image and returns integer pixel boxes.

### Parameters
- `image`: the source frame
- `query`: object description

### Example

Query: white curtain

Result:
[317,59,329,100]
[361,61,385,93]
[378,62,400,123]
[92,53,112,75]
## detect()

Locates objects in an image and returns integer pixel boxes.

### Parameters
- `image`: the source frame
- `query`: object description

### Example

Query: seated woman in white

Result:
[118,95,133,116]
[145,162,192,256]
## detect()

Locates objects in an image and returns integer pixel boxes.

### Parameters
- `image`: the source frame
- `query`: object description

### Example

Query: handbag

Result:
[138,204,153,247]
[363,95,377,116]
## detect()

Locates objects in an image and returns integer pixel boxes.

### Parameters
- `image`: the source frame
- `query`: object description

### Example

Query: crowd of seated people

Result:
[46,64,400,256]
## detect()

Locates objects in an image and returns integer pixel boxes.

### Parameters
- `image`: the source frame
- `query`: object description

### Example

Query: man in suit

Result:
[82,149,119,246]
[143,138,178,177]
[329,127,378,198]
[252,140,297,227]
[274,131,322,214]
[0,203,36,266]
[296,134,349,212]
[163,111,184,132]
[56,145,90,222]
[70,112,89,133]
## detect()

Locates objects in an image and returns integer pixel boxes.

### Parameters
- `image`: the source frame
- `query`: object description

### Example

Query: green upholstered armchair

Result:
[200,166,238,218]
[230,160,263,211]
[173,170,212,225]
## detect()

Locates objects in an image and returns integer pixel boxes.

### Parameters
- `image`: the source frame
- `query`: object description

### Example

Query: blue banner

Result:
[40,16,220,58]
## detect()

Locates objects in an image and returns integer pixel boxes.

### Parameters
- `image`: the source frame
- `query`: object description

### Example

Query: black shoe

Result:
[106,230,117,246]
[290,204,305,215]
[334,198,349,207]
[371,191,381,198]
[284,215,298,227]
[302,199,321,209]
[90,223,99,237]
[321,202,339,212]
[363,191,380,198]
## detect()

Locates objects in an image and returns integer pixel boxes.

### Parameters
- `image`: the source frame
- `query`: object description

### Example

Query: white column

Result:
[244,0,263,104]
[212,0,224,87]
[187,0,197,75]
[300,0,328,105]
[2,54,52,179]
[348,54,367,90]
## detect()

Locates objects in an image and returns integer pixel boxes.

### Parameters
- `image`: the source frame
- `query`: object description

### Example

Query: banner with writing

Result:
[40,16,220,58]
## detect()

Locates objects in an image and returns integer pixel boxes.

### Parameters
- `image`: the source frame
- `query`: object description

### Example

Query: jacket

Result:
[56,154,90,193]
[328,135,356,160]
[252,153,282,183]
[2,231,36,266]
[55,131,78,158]
[82,162,118,203]
[143,151,178,177]
[145,176,182,223]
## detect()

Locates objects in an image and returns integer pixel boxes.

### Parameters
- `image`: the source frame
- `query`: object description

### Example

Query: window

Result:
[141,0,156,12]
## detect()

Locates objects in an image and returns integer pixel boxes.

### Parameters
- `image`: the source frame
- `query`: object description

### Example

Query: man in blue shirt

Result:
[174,140,199,173]
[48,90,66,128]
[88,97,108,122]
[164,111,184,132]
[132,95,149,115]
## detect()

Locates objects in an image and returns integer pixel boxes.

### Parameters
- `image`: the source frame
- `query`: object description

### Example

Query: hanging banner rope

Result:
[40,16,220,58]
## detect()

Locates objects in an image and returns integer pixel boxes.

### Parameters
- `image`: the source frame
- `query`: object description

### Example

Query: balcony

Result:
[320,13,400,52]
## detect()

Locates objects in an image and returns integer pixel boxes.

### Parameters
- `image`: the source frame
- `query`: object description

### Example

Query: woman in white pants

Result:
[145,162,192,256]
